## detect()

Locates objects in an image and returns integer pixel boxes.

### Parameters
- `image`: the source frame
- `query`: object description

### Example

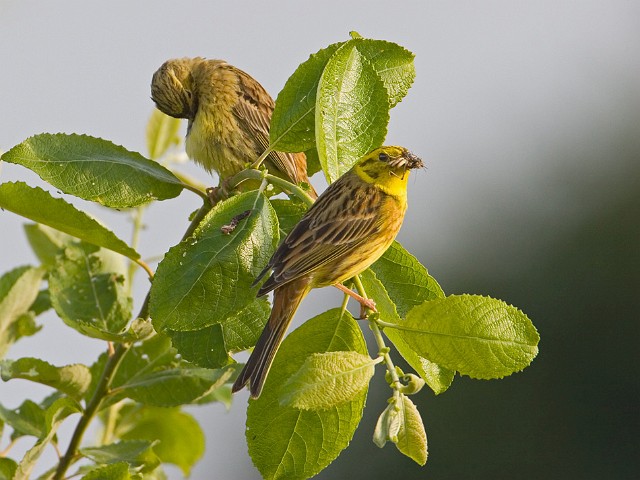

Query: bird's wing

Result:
[232,68,303,183]
[257,179,383,294]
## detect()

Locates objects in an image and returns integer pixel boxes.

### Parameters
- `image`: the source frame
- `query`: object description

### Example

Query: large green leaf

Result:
[393,295,539,379]
[0,182,139,260]
[0,266,45,358]
[350,38,416,107]
[247,309,368,480]
[48,242,132,341]
[316,43,389,183]
[1,133,184,207]
[270,42,343,152]
[150,190,278,332]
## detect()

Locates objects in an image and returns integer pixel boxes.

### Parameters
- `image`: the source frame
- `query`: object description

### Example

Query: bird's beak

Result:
[404,151,424,169]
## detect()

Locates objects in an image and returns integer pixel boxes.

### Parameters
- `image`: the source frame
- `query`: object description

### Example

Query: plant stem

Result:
[228,169,315,207]
[352,275,402,392]
[54,343,130,480]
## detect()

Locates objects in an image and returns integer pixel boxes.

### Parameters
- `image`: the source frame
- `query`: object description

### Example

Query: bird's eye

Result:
[378,152,389,162]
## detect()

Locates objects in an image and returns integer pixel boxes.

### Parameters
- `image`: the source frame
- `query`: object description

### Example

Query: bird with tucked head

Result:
[151,57,316,197]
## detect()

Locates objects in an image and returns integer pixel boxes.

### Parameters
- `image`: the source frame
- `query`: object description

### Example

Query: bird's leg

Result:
[206,178,236,205]
[334,283,377,318]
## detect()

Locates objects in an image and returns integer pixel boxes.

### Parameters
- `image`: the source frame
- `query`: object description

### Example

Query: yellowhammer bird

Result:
[150,57,316,197]
[232,146,424,398]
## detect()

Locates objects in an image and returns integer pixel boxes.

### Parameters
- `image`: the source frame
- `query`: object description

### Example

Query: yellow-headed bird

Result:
[151,57,316,197]
[232,146,424,398]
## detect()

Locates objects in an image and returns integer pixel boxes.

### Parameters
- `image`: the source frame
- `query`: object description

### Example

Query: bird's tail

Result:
[232,277,312,398]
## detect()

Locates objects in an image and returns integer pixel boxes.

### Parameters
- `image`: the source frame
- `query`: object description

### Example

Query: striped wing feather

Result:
[257,177,382,294]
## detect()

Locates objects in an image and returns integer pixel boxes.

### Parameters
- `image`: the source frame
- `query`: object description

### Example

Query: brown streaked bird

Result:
[232,146,424,398]
[150,57,316,197]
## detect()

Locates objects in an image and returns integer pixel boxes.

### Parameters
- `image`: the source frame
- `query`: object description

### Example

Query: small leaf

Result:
[81,462,130,480]
[116,405,204,476]
[0,458,18,480]
[80,440,160,473]
[146,109,181,160]
[395,394,428,465]
[13,397,81,480]
[395,295,539,379]
[0,400,44,439]
[281,351,378,410]
[0,358,91,400]
[316,42,390,183]
[48,242,132,341]
[373,400,401,448]
[23,223,76,267]
[0,266,45,358]
[1,133,184,207]
[0,182,140,260]
[116,365,237,407]
[270,42,343,152]
[360,269,454,395]
[169,299,269,369]
[270,198,307,236]
[247,309,368,480]
[150,190,278,332]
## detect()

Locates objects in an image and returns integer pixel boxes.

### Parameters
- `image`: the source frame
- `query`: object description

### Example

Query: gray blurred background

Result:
[1,1,638,479]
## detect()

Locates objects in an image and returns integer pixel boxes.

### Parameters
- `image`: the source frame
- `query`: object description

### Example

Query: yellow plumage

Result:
[232,146,424,398]
[150,57,316,196]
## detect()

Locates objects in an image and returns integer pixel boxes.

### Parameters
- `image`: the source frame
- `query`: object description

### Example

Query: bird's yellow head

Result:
[353,146,424,197]
[151,58,203,120]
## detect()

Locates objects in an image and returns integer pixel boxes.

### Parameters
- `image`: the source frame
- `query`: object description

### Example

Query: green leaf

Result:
[48,242,132,341]
[394,295,540,379]
[0,182,140,260]
[281,351,378,410]
[116,405,204,476]
[270,198,307,236]
[13,397,81,480]
[0,266,45,358]
[247,309,368,480]
[168,299,269,369]
[89,335,179,408]
[370,241,444,317]
[1,133,184,208]
[146,110,181,160]
[24,223,76,267]
[359,269,454,395]
[0,400,45,439]
[373,399,401,448]
[81,462,130,480]
[316,42,390,183]
[150,190,278,332]
[270,42,343,152]
[0,458,18,480]
[0,358,91,400]
[351,39,416,107]
[116,365,237,407]
[395,394,428,465]
[80,441,160,473]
